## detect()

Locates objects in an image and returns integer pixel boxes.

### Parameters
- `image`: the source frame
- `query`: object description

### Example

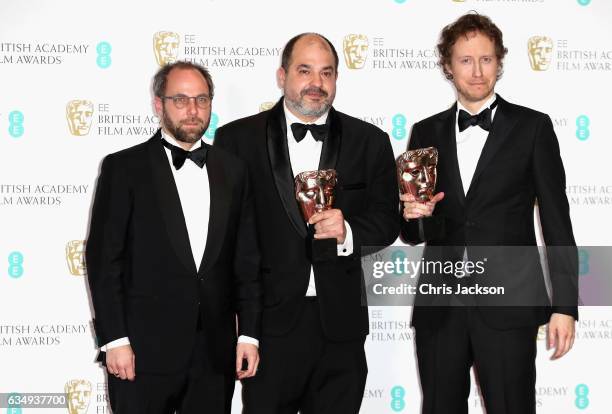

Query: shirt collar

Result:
[160,128,203,151]
[456,93,497,116]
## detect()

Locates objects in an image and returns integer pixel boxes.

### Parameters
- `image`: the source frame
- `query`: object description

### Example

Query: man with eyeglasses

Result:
[86,61,262,414]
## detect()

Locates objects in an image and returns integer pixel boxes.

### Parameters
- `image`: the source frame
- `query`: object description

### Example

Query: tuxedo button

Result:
[466,221,475,227]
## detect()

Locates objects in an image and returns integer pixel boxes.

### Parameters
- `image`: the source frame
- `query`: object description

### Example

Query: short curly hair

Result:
[437,13,508,80]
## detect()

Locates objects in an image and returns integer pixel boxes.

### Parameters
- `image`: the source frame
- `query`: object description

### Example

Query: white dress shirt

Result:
[453,94,498,283]
[103,130,257,350]
[455,94,498,195]
[283,103,354,296]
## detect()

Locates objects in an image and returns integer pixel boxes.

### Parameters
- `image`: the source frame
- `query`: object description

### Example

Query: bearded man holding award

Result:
[214,32,399,414]
[400,13,579,414]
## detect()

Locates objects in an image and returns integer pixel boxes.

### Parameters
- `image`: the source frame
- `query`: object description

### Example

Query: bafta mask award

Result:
[66,240,87,276]
[153,31,180,66]
[397,147,445,242]
[295,169,338,262]
[66,100,94,136]
[65,379,92,414]
[527,36,553,72]
[396,147,438,202]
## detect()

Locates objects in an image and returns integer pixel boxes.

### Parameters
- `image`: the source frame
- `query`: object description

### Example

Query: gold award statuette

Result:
[66,240,87,276]
[295,169,338,262]
[65,379,92,414]
[66,100,94,136]
[343,34,369,70]
[295,169,337,221]
[153,31,180,66]
[397,147,445,241]
[396,147,438,202]
[528,36,553,71]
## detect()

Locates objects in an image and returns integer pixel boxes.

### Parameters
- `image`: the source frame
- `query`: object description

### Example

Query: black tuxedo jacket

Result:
[214,99,399,341]
[86,130,261,374]
[401,96,578,330]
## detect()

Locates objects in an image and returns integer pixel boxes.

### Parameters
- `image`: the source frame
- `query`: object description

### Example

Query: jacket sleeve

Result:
[86,154,131,345]
[348,130,400,256]
[233,160,263,339]
[532,114,579,320]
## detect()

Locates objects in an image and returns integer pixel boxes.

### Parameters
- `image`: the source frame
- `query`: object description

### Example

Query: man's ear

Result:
[276,67,286,89]
[154,97,163,117]
[443,64,454,80]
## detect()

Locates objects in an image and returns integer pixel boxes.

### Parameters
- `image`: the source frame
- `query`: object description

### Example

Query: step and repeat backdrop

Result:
[1,0,611,412]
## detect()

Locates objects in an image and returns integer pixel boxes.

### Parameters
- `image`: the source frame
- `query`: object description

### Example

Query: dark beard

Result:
[285,86,332,119]
[162,111,208,144]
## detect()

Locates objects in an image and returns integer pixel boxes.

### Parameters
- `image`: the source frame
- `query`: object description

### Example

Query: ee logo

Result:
[6,392,22,413]
[576,115,590,141]
[575,383,589,409]
[8,111,24,138]
[204,112,219,140]
[96,41,112,69]
[8,251,24,278]
[390,250,407,276]
[578,249,589,276]
[391,385,406,411]
[391,114,407,140]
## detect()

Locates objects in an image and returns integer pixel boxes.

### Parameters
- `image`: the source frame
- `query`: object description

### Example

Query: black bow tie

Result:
[161,139,207,170]
[457,100,498,132]
[291,122,328,143]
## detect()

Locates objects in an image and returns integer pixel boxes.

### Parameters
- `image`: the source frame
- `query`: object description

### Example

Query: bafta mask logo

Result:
[528,36,553,71]
[153,31,180,66]
[66,100,94,136]
[65,379,92,414]
[259,102,275,112]
[343,34,369,70]
[396,147,438,202]
[66,240,86,276]
[295,170,337,221]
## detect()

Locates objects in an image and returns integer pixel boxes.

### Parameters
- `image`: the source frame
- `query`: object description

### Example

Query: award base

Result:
[401,215,445,244]
[306,225,337,263]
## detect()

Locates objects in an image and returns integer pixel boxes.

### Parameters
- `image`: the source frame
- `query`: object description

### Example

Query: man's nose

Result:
[310,73,323,88]
[473,61,483,77]
[186,98,199,115]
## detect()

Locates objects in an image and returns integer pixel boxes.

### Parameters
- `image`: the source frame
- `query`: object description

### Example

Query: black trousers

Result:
[107,330,234,414]
[415,307,538,414]
[242,297,367,414]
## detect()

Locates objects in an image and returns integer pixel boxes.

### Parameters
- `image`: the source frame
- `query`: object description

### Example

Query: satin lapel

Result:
[147,131,197,275]
[436,104,466,207]
[467,96,517,198]
[198,145,230,275]
[318,107,341,170]
[266,99,308,238]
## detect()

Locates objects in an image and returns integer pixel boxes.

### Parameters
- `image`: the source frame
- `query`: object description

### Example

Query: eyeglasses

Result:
[162,94,211,109]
